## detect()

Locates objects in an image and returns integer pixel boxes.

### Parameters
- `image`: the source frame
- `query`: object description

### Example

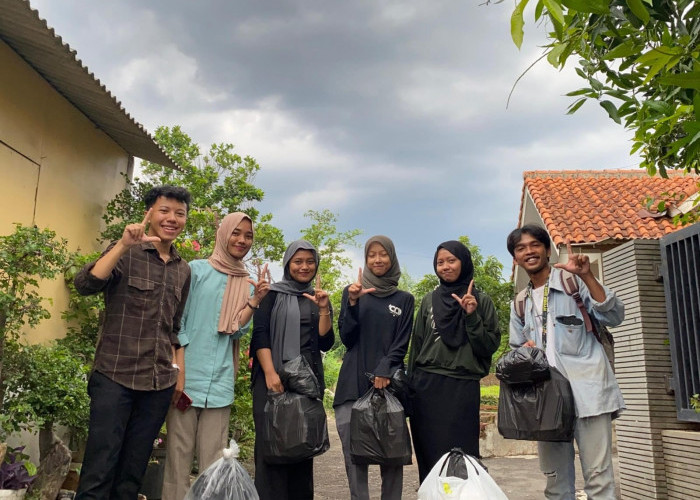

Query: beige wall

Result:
[0,40,130,342]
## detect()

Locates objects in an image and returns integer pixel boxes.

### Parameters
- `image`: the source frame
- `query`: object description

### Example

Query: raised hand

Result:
[554,241,591,276]
[451,279,478,315]
[121,208,161,247]
[347,268,376,305]
[247,262,271,305]
[303,274,330,309]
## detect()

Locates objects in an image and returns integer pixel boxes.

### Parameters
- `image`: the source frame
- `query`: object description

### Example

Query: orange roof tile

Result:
[519,170,699,246]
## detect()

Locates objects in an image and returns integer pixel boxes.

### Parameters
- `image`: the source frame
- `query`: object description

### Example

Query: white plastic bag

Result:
[183,439,259,500]
[417,448,508,500]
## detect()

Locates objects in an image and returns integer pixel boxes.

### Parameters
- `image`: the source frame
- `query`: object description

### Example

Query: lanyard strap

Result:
[527,281,550,349]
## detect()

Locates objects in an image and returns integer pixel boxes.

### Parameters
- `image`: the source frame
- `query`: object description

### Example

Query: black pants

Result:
[252,374,314,500]
[75,371,174,500]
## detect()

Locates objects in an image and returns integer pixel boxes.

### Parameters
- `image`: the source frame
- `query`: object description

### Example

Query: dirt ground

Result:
[312,415,421,500]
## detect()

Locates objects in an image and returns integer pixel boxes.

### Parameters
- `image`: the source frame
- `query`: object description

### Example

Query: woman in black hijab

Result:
[250,240,335,500]
[407,240,501,482]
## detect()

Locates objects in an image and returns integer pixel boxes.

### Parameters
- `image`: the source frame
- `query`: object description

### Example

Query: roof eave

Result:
[0,0,180,171]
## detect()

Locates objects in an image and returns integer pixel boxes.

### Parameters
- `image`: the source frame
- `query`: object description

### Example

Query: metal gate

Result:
[661,221,700,423]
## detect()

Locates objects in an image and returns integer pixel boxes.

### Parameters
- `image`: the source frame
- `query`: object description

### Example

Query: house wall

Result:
[0,39,129,342]
[603,240,700,499]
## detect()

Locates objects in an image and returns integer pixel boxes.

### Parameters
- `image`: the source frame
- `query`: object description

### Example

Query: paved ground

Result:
[311,415,620,499]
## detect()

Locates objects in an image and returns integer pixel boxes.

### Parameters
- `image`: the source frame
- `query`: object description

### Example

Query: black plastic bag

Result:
[262,390,329,464]
[184,440,258,500]
[497,366,576,442]
[495,346,550,386]
[278,355,322,399]
[385,368,412,417]
[350,387,412,466]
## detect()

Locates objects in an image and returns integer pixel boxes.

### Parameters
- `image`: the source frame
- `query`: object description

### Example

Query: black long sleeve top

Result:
[333,286,414,407]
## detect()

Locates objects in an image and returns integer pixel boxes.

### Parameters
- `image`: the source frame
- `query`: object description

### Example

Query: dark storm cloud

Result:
[28,0,638,277]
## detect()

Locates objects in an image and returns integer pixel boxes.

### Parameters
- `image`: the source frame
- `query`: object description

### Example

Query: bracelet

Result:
[318,309,330,317]
[246,301,259,310]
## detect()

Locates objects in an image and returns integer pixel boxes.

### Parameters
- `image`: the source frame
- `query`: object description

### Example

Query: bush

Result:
[1,341,90,444]
[230,335,255,460]
[322,346,344,410]
[480,385,500,407]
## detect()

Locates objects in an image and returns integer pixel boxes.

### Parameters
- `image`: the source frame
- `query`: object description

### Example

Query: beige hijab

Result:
[208,212,252,373]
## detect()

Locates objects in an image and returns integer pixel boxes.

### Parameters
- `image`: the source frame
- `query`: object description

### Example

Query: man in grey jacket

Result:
[507,224,624,500]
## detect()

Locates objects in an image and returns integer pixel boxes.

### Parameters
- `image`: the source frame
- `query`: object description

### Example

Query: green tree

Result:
[409,236,513,362]
[508,0,700,183]
[101,125,285,262]
[2,342,90,458]
[298,209,362,311]
[0,225,67,405]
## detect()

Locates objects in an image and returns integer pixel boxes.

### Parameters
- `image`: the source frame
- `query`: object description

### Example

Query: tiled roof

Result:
[0,0,179,170]
[520,170,699,246]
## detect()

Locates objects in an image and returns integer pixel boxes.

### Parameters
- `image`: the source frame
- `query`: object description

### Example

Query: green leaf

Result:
[511,0,530,49]
[543,0,565,26]
[567,98,587,114]
[566,88,595,97]
[560,0,609,14]
[600,100,622,123]
[626,0,650,24]
[601,40,641,60]
[547,43,567,66]
[535,0,545,21]
[657,73,700,91]
[694,92,700,121]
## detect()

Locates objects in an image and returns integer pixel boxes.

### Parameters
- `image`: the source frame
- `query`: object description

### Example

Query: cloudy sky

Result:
[30,0,639,281]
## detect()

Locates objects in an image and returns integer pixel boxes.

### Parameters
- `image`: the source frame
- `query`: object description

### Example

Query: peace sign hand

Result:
[247,262,271,305]
[347,268,376,305]
[452,279,478,315]
[554,240,591,277]
[303,274,330,309]
[121,208,161,247]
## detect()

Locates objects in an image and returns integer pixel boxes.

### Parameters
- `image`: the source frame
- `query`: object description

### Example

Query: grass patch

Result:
[480,384,500,406]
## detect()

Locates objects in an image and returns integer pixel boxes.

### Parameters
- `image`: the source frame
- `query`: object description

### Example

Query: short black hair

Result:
[144,185,191,212]
[506,224,551,256]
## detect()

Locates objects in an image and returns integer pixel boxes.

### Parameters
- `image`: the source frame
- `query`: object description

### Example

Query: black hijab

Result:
[431,240,475,347]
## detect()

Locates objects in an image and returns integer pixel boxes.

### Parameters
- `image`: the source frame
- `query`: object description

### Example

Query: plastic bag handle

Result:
[438,448,480,478]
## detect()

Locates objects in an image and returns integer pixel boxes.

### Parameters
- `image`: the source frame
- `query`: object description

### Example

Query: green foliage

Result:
[480,384,500,407]
[322,345,345,410]
[58,251,103,363]
[0,224,68,406]
[230,334,255,460]
[1,341,90,439]
[691,393,700,412]
[100,125,285,263]
[508,0,700,201]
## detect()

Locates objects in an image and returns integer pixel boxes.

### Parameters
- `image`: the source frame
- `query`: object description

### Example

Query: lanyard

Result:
[527,280,550,349]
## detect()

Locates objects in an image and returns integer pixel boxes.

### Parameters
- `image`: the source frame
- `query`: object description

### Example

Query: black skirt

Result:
[409,369,481,483]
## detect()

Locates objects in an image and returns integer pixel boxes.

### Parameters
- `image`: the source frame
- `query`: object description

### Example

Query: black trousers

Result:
[75,371,174,500]
[252,374,314,500]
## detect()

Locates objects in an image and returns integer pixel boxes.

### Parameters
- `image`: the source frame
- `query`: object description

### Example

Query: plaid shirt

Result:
[75,242,191,391]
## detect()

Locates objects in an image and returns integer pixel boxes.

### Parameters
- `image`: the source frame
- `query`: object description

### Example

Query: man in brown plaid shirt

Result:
[74,185,192,500]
